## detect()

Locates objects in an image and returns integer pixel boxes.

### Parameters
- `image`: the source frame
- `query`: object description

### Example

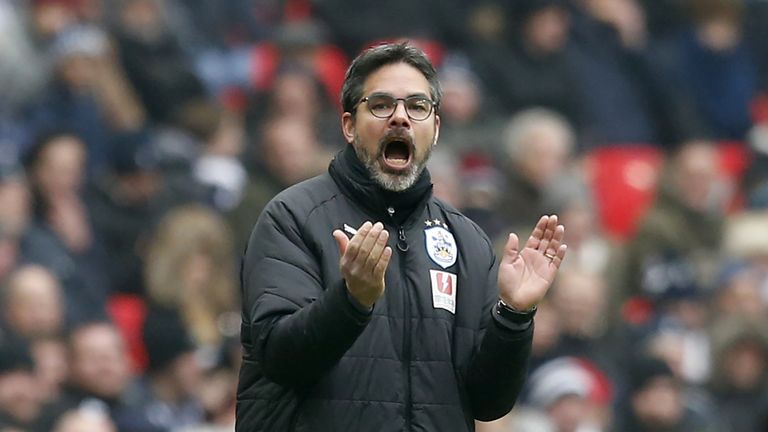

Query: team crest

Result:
[424,221,457,269]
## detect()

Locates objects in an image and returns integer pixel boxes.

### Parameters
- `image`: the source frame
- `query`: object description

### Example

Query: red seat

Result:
[585,145,665,241]
[107,293,148,373]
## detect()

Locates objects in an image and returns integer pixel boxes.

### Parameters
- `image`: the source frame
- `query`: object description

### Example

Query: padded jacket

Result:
[237,147,534,431]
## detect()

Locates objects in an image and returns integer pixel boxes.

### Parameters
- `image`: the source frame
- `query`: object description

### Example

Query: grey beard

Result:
[353,137,430,192]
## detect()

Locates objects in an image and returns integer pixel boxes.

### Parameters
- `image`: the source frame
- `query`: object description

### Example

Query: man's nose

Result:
[388,100,411,128]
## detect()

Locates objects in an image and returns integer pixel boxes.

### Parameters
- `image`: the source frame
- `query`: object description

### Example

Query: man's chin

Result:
[372,168,419,192]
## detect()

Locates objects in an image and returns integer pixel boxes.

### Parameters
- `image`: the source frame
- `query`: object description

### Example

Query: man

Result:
[237,42,567,431]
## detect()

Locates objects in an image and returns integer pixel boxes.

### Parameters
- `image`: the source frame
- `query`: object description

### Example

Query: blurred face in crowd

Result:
[271,71,321,121]
[552,271,607,338]
[722,340,766,391]
[0,176,31,236]
[715,269,766,319]
[439,71,480,125]
[53,409,116,432]
[524,6,571,54]
[4,265,64,339]
[0,370,43,424]
[31,338,69,401]
[673,141,722,212]
[32,1,77,40]
[168,352,204,399]
[120,0,163,40]
[632,377,683,428]
[548,394,590,432]
[32,135,86,197]
[514,121,571,188]
[58,54,100,91]
[262,117,324,186]
[342,62,440,192]
[68,324,131,399]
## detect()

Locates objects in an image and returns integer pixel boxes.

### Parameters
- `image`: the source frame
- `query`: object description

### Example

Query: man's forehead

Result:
[361,62,431,96]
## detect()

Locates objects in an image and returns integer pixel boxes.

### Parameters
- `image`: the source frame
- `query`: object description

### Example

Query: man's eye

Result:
[408,100,429,112]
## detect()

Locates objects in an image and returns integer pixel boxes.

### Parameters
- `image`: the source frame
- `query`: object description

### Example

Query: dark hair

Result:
[341,42,442,114]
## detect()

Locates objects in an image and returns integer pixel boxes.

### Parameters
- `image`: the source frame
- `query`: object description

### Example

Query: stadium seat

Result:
[584,145,665,241]
[107,293,148,373]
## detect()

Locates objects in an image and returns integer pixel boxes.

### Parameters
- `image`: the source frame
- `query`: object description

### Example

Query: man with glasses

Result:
[237,42,567,432]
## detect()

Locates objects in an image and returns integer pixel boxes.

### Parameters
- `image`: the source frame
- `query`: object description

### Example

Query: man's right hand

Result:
[332,221,392,308]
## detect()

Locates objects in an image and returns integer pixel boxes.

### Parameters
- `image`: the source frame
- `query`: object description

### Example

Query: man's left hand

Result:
[497,215,567,311]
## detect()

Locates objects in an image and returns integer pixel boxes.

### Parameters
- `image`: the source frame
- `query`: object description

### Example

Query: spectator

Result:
[708,316,768,432]
[38,322,133,430]
[53,407,116,432]
[1,265,65,340]
[114,0,207,124]
[613,354,720,431]
[617,140,729,307]
[228,115,331,253]
[30,335,69,404]
[115,308,205,431]
[145,205,238,349]
[495,108,576,237]
[21,131,112,324]
[29,24,144,177]
[653,0,756,140]
[0,338,45,430]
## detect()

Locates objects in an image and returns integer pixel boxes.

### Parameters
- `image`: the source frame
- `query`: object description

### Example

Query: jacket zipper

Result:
[388,206,411,431]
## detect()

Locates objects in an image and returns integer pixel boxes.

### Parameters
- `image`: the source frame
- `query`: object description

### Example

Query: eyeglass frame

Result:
[353,92,438,121]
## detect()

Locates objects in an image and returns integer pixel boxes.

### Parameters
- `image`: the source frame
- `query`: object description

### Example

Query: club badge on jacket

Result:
[425,218,458,314]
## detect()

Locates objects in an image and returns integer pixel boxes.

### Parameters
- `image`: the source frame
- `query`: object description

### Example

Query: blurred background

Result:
[0,0,767,430]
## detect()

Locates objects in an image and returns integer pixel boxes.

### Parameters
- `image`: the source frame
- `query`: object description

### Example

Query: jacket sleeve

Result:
[241,198,371,388]
[464,253,534,421]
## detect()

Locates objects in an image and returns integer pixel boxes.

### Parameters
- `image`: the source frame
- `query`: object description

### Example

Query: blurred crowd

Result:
[0,0,767,431]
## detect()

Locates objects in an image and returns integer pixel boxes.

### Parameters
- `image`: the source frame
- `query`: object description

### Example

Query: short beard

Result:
[353,135,431,192]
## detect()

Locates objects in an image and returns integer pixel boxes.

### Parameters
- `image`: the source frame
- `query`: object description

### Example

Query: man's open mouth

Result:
[380,137,413,172]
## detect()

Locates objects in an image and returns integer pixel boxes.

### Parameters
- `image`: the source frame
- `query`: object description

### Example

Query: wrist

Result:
[495,299,537,324]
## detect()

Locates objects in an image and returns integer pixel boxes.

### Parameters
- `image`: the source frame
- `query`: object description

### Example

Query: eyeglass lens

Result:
[365,94,433,120]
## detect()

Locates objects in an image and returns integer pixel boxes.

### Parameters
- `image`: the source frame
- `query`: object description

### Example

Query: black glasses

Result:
[357,93,436,121]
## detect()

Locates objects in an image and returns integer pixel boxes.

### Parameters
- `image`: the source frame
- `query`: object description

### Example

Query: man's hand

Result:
[333,221,392,308]
[497,215,567,311]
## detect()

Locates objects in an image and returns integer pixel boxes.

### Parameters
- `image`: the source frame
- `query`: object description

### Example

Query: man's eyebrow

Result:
[365,91,430,98]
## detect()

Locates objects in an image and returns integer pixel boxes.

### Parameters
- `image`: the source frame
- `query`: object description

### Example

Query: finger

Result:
[501,233,520,265]
[525,215,549,249]
[550,244,568,268]
[537,214,558,252]
[373,246,393,279]
[545,225,565,256]
[357,222,384,266]
[363,229,390,271]
[332,230,349,257]
[346,221,373,263]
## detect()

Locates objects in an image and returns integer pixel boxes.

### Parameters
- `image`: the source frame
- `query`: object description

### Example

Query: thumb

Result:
[501,233,520,265]
[332,230,349,256]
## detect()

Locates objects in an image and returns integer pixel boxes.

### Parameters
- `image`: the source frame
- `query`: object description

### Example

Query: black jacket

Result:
[237,147,533,431]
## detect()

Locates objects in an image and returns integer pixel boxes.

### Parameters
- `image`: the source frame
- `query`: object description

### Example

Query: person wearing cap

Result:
[613,354,720,432]
[0,338,45,430]
[237,42,568,431]
[114,308,205,432]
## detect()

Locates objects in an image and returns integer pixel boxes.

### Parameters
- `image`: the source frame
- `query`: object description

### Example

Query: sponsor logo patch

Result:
[430,270,457,314]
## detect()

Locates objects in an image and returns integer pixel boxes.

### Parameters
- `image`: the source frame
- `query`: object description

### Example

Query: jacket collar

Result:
[328,144,433,226]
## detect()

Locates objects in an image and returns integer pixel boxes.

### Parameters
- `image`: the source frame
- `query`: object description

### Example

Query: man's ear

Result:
[342,112,355,144]
[432,114,441,146]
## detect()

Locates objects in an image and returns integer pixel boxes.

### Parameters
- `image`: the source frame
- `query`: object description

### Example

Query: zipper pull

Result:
[397,227,409,252]
[387,206,408,251]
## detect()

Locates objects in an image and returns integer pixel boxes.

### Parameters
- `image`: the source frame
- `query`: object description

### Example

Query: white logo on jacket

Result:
[425,225,457,268]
